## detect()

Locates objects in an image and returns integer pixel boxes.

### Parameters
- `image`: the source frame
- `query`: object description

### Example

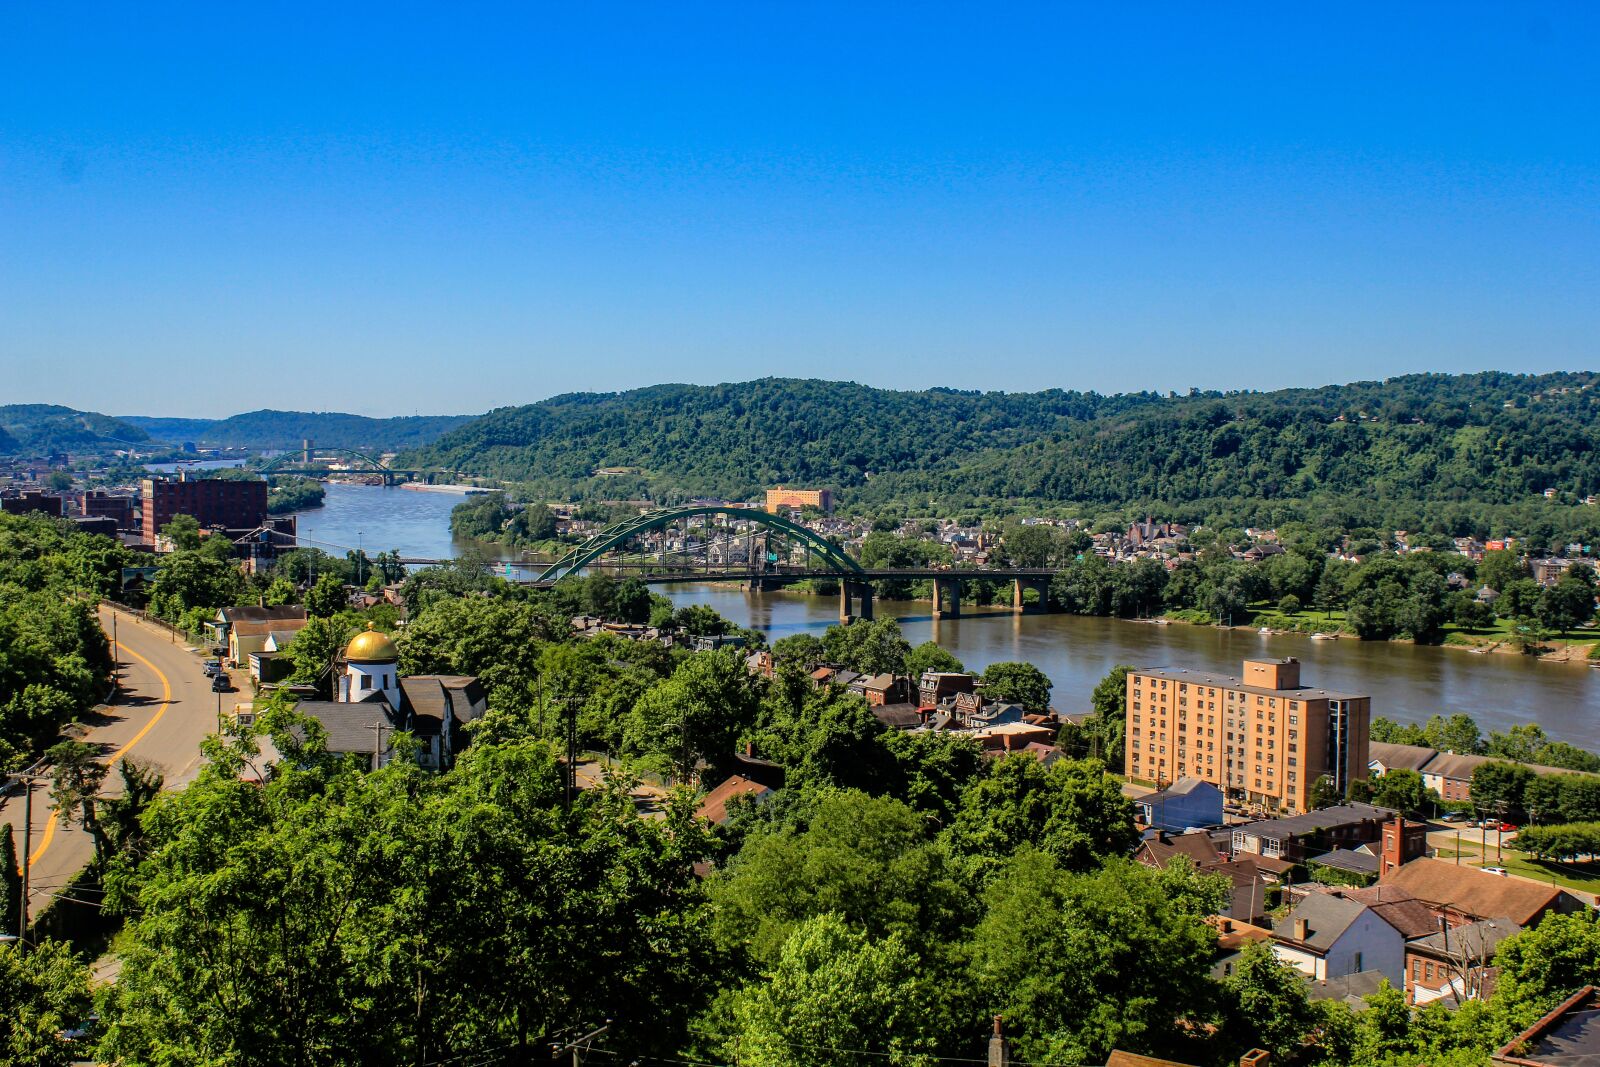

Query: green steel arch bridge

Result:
[404,504,1058,623]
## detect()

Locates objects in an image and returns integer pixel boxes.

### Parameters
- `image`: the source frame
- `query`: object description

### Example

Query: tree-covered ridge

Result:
[401,372,1600,516]
[0,405,151,455]
[120,409,473,451]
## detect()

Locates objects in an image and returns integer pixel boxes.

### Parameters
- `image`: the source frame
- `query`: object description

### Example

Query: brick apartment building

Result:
[1126,658,1371,814]
[80,490,138,530]
[141,477,269,545]
[764,486,833,514]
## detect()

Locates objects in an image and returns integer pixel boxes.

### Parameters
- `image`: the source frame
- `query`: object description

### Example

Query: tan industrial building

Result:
[1126,658,1369,814]
[764,486,833,514]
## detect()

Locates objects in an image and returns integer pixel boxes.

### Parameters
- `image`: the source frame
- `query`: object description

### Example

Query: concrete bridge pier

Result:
[839,580,875,624]
[932,577,962,619]
[1012,577,1049,614]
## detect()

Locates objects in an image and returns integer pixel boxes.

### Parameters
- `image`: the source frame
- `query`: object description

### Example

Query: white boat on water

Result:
[1310,632,1337,641]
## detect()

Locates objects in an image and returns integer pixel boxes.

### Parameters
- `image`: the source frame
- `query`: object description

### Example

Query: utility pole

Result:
[550,1020,610,1067]
[8,770,47,945]
[369,719,393,772]
[111,611,119,692]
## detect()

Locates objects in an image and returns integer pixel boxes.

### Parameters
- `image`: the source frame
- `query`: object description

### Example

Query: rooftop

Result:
[1277,892,1370,953]
[1233,803,1397,842]
[1495,986,1600,1067]
[1131,664,1366,701]
[1383,857,1573,926]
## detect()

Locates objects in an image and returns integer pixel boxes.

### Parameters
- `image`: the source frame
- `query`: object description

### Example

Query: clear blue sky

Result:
[2,4,1596,417]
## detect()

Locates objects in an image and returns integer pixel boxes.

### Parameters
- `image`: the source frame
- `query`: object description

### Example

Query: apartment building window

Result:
[1289,730,1298,741]
[1132,702,1141,711]
[1289,701,1300,710]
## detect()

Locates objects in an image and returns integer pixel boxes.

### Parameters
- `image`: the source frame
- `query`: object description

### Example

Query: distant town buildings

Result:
[764,486,833,514]
[141,475,268,544]
[1126,658,1371,814]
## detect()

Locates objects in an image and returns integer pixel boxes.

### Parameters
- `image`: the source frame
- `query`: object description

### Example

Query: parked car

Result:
[210,674,232,693]
[1441,811,1468,822]
[1497,822,1519,833]
[202,659,222,677]
[1482,866,1509,876]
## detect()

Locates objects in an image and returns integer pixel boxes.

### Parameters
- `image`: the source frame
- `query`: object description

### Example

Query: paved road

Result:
[0,605,221,926]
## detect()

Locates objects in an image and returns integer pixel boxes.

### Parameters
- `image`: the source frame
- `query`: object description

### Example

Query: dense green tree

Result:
[0,823,18,937]
[1219,940,1318,1062]
[1494,913,1600,1029]
[942,756,1137,884]
[0,940,93,1067]
[1537,573,1597,633]
[904,641,963,678]
[978,661,1052,710]
[623,649,761,783]
[1470,761,1537,819]
[968,851,1226,1065]
[1368,769,1436,816]
[1479,549,1528,593]
[1001,523,1060,568]
[821,618,912,676]
[100,729,714,1065]
[709,789,963,965]
[399,596,561,701]
[302,573,348,618]
[772,632,825,670]
[721,914,942,1067]
[159,513,202,552]
[1425,713,1485,755]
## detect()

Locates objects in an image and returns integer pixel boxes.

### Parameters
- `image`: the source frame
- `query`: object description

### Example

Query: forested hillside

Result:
[0,405,150,455]
[122,409,472,451]
[403,373,1600,532]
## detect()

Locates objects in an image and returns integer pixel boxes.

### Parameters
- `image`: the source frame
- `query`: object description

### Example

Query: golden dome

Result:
[344,623,399,664]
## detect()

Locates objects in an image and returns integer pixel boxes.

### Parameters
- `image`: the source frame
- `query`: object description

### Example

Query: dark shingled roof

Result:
[296,700,402,755]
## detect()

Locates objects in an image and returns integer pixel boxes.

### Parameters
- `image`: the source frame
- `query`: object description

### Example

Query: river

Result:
[291,482,1600,747]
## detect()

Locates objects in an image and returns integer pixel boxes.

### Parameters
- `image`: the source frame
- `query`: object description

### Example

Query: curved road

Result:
[0,605,220,925]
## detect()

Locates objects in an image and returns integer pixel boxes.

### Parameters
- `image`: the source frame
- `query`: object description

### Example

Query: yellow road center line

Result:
[28,621,172,866]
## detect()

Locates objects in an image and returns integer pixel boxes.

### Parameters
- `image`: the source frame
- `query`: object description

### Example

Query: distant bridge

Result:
[255,446,451,486]
[403,504,1058,623]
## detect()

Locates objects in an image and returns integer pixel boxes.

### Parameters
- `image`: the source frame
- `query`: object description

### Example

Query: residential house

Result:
[210,604,307,656]
[293,627,485,771]
[853,673,913,706]
[1229,803,1398,863]
[1271,893,1407,984]
[1136,777,1225,832]
[970,721,1055,753]
[1382,857,1585,927]
[1137,830,1266,923]
[1306,970,1392,1010]
[744,649,775,679]
[697,775,774,825]
[1406,917,1519,1005]
[1368,741,1438,776]
[1492,986,1600,1067]
[229,616,311,668]
[872,703,924,730]
[918,671,975,708]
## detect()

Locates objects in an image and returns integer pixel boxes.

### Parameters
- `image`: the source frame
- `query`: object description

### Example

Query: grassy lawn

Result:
[1432,841,1600,893]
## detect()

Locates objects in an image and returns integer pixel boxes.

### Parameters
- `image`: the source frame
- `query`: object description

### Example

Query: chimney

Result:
[1241,1050,1270,1067]
[1221,918,1234,933]
[1292,917,1309,941]
[987,1015,1010,1067]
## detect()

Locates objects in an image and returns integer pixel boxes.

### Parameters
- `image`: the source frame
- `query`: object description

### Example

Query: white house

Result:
[1270,893,1406,984]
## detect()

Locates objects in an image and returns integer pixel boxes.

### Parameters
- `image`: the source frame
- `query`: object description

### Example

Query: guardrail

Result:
[101,599,208,648]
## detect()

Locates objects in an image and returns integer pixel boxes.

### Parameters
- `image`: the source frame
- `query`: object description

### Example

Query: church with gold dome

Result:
[293,623,487,771]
